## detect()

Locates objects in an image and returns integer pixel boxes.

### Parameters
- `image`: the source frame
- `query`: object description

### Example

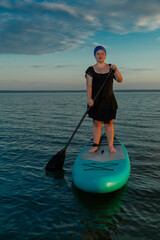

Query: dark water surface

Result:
[0,91,160,240]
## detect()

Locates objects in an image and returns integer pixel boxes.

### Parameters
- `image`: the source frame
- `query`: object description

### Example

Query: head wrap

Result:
[94,46,106,56]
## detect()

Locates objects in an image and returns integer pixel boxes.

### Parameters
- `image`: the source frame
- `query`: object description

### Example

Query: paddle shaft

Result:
[64,69,114,150]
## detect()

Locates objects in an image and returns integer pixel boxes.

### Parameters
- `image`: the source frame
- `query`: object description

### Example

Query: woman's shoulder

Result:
[85,66,94,77]
[86,66,94,71]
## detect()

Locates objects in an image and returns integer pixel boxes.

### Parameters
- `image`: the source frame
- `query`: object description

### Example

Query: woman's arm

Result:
[86,74,94,106]
[110,64,123,83]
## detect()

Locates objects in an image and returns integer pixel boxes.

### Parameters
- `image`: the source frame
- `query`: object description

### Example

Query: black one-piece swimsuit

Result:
[85,66,118,122]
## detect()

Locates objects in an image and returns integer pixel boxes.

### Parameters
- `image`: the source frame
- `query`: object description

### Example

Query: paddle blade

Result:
[45,148,66,172]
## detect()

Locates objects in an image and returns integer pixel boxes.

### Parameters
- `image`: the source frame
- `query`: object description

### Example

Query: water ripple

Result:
[0,91,160,240]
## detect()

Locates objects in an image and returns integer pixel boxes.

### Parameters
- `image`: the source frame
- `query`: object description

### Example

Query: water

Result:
[0,90,160,240]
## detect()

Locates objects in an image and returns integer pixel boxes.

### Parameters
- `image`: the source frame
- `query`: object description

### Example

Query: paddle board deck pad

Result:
[72,134,130,194]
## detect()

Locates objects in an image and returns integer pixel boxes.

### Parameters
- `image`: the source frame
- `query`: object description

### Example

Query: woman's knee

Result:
[93,120,102,128]
[104,120,113,127]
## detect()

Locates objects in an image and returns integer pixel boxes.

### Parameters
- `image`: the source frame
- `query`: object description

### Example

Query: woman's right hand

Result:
[87,98,94,106]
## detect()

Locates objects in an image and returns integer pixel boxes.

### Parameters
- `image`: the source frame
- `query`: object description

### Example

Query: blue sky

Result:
[0,0,160,90]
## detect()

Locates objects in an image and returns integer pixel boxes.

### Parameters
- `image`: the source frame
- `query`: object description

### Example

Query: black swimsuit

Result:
[85,66,118,122]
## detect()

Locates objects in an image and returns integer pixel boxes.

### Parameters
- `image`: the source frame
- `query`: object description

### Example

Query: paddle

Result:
[45,68,115,172]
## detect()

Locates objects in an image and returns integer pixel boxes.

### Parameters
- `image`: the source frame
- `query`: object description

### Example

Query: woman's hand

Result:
[109,64,118,72]
[88,98,94,106]
[109,64,123,83]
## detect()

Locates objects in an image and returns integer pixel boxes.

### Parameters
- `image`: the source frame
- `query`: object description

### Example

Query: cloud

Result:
[121,67,160,72]
[54,64,75,68]
[0,0,160,55]
[31,65,47,69]
[31,64,75,69]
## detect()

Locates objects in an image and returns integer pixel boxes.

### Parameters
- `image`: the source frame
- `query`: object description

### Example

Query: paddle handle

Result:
[64,69,115,150]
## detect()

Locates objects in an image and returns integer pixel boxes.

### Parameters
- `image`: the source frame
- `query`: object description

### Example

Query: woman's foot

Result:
[89,143,99,153]
[109,146,116,153]
[89,146,98,153]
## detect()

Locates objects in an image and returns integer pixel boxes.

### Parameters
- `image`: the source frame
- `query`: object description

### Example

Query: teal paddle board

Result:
[72,134,130,194]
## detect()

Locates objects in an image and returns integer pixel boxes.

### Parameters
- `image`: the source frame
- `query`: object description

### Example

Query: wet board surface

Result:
[72,134,130,194]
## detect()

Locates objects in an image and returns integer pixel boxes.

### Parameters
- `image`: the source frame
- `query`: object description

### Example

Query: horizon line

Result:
[0,89,160,93]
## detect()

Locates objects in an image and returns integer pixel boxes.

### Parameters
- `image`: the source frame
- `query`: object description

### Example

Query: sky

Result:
[0,0,160,90]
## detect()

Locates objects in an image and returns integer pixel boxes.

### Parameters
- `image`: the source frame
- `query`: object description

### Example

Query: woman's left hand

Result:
[109,64,118,72]
[109,64,123,82]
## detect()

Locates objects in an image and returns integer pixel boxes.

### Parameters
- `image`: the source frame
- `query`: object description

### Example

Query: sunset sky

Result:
[0,0,160,90]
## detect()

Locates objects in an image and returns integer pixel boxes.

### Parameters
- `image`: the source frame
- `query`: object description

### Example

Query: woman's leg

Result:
[105,120,116,153]
[89,120,102,153]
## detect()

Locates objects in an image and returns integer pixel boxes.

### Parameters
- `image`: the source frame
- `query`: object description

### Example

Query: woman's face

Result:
[95,50,106,63]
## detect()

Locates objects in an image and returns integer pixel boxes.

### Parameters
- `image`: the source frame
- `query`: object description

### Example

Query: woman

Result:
[86,46,123,153]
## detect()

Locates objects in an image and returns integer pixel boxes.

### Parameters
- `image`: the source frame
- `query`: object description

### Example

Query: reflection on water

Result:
[73,184,128,240]
[45,169,65,179]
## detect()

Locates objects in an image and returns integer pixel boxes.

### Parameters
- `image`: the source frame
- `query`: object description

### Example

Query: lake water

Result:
[0,90,160,240]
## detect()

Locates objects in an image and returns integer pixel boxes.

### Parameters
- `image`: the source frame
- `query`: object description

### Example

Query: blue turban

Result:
[94,46,106,56]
